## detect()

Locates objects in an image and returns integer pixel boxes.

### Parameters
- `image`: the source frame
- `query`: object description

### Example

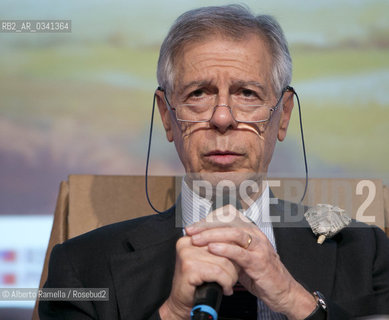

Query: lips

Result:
[204,150,244,166]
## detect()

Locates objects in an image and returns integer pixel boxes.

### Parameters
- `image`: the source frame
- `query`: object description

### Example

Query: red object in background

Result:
[2,274,16,285]
[0,250,16,262]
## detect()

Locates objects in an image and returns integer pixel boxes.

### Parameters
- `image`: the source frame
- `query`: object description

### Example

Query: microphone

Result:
[191,193,242,320]
[191,282,222,320]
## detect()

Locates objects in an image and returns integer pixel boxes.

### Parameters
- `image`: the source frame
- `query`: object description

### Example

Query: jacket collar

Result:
[109,206,181,320]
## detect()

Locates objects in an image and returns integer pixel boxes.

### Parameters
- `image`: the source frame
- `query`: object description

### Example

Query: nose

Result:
[209,101,238,133]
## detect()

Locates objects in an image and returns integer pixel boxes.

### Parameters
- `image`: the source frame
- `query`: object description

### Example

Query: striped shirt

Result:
[181,178,287,319]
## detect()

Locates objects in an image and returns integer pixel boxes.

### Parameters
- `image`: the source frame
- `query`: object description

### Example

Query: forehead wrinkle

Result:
[185,55,265,82]
[174,35,272,96]
[187,48,256,70]
[192,59,253,74]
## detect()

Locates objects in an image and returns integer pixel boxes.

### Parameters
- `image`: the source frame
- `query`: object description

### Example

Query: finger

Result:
[179,250,239,296]
[191,227,253,249]
[190,260,238,296]
[177,239,240,293]
[208,239,278,273]
[207,242,252,269]
[186,205,252,235]
[176,235,193,251]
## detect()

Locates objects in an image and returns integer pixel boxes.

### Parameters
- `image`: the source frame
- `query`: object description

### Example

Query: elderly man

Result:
[39,5,389,320]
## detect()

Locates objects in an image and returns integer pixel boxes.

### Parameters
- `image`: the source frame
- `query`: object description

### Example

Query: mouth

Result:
[203,150,244,167]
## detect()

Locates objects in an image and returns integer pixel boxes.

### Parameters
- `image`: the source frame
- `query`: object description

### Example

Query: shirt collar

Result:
[181,178,271,229]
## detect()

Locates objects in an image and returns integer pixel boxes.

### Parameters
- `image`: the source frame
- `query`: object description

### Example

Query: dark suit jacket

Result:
[39,199,389,319]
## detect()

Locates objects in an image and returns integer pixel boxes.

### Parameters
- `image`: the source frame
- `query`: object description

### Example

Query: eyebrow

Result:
[176,79,267,96]
[177,80,214,96]
[232,80,267,94]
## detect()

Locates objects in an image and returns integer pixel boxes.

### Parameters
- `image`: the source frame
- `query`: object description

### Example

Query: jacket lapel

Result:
[271,199,338,297]
[109,208,182,320]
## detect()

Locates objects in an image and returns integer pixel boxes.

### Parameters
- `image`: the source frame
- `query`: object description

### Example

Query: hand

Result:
[159,234,239,320]
[185,205,317,320]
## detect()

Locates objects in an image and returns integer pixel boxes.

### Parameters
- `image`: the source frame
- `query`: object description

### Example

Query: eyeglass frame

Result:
[158,86,292,124]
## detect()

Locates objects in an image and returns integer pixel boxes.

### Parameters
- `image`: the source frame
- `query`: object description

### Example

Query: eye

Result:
[190,89,205,98]
[241,89,256,98]
[186,88,209,103]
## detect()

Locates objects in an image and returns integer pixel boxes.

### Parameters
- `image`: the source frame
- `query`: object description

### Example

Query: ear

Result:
[277,90,294,141]
[155,90,174,142]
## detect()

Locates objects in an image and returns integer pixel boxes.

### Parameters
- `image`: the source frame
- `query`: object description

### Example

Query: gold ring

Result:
[244,234,252,249]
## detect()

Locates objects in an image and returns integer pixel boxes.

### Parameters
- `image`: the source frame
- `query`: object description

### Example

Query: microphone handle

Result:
[191,282,223,320]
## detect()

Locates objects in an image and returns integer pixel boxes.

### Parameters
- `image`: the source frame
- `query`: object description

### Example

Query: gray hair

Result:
[157,4,292,96]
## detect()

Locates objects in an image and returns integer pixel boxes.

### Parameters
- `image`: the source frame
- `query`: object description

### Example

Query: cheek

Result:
[244,123,277,171]
[172,123,203,169]
[261,122,280,166]
[248,139,265,170]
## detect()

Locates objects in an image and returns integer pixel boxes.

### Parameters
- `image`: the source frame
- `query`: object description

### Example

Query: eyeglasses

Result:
[161,86,291,123]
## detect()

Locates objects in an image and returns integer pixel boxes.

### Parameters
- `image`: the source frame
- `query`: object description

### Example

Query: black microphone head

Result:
[192,282,223,320]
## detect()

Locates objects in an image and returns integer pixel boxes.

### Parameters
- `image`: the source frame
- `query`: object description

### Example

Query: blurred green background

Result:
[0,0,388,215]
